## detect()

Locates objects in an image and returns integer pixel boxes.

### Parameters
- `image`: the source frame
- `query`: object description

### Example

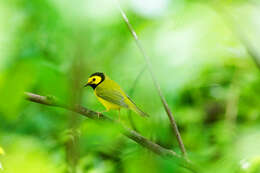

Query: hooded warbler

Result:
[84,72,148,117]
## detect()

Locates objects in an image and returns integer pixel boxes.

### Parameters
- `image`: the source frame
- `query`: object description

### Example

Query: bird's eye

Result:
[92,78,96,81]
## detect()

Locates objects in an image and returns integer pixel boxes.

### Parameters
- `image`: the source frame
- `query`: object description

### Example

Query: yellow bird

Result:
[84,72,148,118]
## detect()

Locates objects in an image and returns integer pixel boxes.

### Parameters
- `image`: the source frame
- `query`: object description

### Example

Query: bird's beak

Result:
[84,78,93,87]
[84,83,89,87]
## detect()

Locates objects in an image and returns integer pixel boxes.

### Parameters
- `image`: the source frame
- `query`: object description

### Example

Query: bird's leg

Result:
[97,110,108,118]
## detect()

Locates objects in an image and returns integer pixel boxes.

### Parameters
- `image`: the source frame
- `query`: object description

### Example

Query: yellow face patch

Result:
[87,76,102,85]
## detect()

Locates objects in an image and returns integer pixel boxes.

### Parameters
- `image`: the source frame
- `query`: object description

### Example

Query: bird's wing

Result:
[96,87,129,108]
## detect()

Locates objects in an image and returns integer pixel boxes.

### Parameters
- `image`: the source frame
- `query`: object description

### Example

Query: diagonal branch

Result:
[24,92,176,156]
[24,92,197,172]
[127,66,146,131]
[115,2,187,157]
[210,4,260,70]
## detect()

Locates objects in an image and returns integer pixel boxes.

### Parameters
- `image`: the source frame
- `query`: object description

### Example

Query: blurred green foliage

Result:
[1,0,260,172]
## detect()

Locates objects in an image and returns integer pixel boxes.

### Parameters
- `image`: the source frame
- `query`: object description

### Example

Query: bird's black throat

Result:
[89,83,98,89]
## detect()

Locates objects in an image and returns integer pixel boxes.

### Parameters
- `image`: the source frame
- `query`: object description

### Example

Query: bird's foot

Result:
[97,112,101,119]
[96,110,108,119]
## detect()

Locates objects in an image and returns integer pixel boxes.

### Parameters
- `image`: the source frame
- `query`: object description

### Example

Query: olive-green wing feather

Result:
[96,87,129,108]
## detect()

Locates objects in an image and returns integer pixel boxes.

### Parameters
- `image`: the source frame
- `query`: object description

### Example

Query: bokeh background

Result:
[1,0,260,172]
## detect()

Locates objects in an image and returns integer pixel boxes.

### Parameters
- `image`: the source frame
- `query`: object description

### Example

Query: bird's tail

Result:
[127,96,149,117]
[132,106,149,117]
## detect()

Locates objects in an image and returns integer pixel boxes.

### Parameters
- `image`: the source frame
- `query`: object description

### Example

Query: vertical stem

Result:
[127,66,146,131]
[66,59,81,173]
[211,4,260,70]
[65,39,86,172]
[115,1,187,157]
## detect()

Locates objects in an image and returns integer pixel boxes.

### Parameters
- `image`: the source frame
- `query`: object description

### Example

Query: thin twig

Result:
[210,4,260,70]
[24,92,197,172]
[127,66,146,131]
[115,1,187,157]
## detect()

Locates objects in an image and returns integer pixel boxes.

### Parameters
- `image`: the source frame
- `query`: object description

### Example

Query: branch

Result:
[127,66,146,131]
[115,2,187,157]
[24,92,197,172]
[211,4,260,70]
